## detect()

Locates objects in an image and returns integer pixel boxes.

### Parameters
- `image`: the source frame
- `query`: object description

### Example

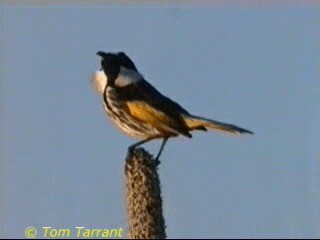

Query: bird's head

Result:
[97,51,120,77]
[95,51,139,89]
[97,51,137,74]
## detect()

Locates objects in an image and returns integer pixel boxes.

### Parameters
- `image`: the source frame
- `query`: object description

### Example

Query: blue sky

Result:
[1,2,319,238]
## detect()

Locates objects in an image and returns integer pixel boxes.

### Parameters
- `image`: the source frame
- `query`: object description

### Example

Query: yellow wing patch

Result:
[126,101,181,135]
[126,101,170,125]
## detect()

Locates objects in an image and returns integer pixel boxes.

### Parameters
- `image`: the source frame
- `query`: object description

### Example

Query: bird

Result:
[92,51,253,161]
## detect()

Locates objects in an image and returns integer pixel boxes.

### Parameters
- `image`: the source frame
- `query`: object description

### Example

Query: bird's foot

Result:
[127,145,136,155]
[154,157,161,166]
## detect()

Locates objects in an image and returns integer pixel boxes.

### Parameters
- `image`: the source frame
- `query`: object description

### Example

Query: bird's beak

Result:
[96,51,105,57]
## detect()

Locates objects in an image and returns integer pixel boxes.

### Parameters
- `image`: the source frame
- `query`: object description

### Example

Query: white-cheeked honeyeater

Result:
[92,51,253,161]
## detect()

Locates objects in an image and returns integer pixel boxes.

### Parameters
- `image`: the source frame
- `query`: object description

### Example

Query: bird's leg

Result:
[128,136,158,152]
[154,137,169,162]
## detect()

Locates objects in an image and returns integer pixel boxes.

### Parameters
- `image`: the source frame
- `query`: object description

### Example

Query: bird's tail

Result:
[183,114,254,136]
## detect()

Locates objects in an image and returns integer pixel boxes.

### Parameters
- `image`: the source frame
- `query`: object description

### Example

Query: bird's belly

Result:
[104,105,159,139]
[103,88,160,139]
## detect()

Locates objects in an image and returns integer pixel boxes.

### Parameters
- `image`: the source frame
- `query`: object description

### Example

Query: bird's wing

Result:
[116,79,192,138]
[137,79,190,113]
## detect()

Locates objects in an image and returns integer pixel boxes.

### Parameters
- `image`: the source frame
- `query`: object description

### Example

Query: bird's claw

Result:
[128,146,135,153]
[154,157,161,166]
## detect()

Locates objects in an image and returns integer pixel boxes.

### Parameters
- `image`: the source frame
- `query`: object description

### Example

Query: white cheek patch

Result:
[115,67,142,87]
[91,70,107,95]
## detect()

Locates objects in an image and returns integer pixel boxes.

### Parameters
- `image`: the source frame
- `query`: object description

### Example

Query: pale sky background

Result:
[1,1,320,238]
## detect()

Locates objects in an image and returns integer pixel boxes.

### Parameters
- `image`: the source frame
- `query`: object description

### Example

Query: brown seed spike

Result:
[125,148,166,239]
